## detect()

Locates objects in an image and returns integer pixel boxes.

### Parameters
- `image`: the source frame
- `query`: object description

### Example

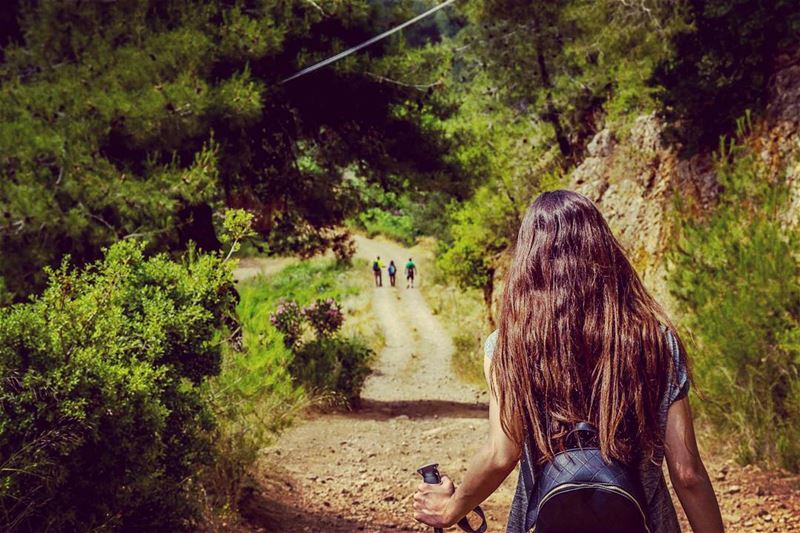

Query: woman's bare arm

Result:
[664,397,725,532]
[413,355,520,528]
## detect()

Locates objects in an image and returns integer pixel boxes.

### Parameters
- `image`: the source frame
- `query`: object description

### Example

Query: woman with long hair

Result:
[413,191,723,532]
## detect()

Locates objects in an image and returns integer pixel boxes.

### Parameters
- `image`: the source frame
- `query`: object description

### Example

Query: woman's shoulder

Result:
[658,325,683,366]
[483,330,498,359]
[660,326,690,402]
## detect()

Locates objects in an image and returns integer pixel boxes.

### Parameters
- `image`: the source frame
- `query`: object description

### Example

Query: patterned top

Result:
[484,329,689,533]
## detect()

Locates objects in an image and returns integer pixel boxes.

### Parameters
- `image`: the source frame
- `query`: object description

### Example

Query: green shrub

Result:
[301,298,345,338]
[437,185,516,293]
[270,299,305,349]
[291,336,374,405]
[347,181,456,245]
[0,240,237,531]
[669,139,800,471]
[268,295,370,406]
[203,326,304,521]
[354,207,418,246]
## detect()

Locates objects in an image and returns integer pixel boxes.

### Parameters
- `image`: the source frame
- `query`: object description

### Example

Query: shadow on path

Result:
[240,487,391,532]
[347,399,488,420]
[239,474,414,533]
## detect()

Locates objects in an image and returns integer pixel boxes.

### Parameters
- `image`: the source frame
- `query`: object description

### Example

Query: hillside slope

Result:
[564,49,800,308]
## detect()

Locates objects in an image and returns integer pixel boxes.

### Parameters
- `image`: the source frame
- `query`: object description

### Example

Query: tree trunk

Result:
[531,11,572,160]
[483,267,496,331]
[536,49,572,159]
[177,202,221,252]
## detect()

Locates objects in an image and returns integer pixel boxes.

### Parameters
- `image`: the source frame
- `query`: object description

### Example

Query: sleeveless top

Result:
[484,329,689,533]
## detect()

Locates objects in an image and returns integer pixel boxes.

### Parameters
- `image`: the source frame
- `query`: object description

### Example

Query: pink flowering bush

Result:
[302,298,344,338]
[269,299,303,348]
[269,296,372,405]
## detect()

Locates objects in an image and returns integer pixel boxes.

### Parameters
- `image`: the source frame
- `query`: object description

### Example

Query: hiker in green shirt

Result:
[405,258,417,288]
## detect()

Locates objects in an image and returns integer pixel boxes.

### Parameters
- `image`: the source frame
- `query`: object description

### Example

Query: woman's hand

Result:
[410,355,520,529]
[413,475,456,528]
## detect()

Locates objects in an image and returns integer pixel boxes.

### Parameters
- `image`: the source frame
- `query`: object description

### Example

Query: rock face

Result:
[767,50,800,222]
[767,51,800,127]
[563,48,800,308]
[569,114,689,306]
[572,115,670,260]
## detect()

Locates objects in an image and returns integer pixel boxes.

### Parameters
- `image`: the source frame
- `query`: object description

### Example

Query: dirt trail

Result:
[242,236,515,532]
[242,236,800,532]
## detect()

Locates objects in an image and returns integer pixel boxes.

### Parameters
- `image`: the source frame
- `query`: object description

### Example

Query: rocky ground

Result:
[676,461,800,532]
[240,237,800,532]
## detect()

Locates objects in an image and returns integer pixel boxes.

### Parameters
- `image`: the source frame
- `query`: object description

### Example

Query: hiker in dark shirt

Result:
[388,260,397,287]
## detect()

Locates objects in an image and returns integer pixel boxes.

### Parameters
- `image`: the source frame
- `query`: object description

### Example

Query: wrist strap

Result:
[457,505,487,533]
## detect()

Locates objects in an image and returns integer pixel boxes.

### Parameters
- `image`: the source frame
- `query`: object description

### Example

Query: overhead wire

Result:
[279,0,458,84]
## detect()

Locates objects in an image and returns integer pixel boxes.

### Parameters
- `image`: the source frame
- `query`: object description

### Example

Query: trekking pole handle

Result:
[417,463,444,533]
[416,463,488,533]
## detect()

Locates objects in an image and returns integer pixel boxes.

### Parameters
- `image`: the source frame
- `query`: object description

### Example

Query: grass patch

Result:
[238,257,383,354]
[427,283,488,387]
[416,239,490,388]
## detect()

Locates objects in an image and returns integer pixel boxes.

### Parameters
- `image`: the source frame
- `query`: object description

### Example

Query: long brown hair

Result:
[492,190,682,464]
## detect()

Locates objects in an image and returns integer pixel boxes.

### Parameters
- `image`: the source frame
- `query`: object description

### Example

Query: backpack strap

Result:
[566,421,597,438]
[564,422,600,448]
[521,443,538,531]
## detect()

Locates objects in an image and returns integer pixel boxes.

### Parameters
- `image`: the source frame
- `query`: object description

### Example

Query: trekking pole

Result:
[417,463,445,533]
[416,463,488,533]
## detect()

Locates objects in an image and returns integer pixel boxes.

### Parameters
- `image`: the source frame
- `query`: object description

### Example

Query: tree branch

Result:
[302,0,325,15]
[365,72,444,90]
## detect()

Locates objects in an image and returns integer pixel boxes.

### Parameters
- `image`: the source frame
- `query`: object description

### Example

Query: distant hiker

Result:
[412,191,724,533]
[405,258,417,288]
[372,256,384,287]
[388,260,397,287]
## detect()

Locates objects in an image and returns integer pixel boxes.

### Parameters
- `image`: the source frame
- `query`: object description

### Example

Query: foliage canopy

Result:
[0,0,466,299]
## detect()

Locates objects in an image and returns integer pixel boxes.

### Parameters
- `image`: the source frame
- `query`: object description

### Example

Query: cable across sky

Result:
[280,0,458,84]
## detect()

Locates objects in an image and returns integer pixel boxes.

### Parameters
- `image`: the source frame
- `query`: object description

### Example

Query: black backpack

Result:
[529,422,650,533]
